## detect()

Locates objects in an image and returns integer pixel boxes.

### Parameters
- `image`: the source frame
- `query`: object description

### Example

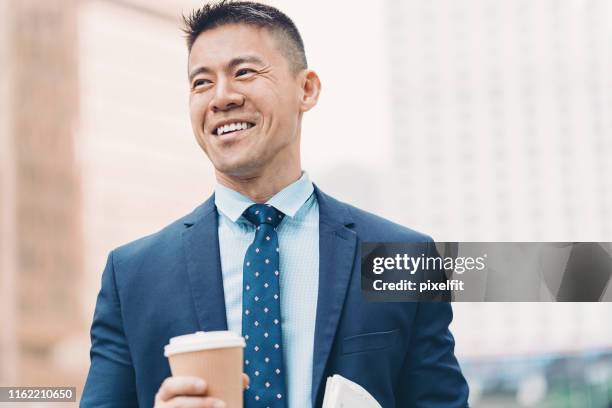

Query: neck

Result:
[216,163,302,203]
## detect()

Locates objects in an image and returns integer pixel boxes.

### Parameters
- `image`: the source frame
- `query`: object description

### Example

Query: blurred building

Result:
[385,0,612,351]
[1,0,83,388]
[385,0,610,240]
[384,1,611,406]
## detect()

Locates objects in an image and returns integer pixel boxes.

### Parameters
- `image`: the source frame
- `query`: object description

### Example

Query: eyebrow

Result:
[188,55,266,83]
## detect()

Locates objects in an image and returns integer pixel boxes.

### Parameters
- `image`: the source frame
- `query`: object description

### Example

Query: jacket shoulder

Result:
[344,202,432,243]
[111,200,212,265]
[314,186,432,242]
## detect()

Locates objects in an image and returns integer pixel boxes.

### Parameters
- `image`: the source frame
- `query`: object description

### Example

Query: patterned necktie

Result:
[242,204,287,407]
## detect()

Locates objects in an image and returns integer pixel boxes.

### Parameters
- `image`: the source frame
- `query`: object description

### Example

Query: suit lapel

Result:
[181,195,228,331]
[311,187,357,405]
[180,188,357,404]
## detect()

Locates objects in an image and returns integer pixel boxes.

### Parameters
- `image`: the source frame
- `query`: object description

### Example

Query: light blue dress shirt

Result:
[215,173,319,408]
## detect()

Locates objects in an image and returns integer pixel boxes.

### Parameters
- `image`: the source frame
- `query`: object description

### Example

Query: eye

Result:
[236,68,255,77]
[192,78,211,89]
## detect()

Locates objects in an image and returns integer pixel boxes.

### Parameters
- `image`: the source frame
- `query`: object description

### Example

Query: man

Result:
[81,2,469,407]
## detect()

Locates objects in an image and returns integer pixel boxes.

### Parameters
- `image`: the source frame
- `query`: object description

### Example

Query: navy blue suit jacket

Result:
[82,187,469,407]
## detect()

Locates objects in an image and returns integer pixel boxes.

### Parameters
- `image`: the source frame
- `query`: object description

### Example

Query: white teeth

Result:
[215,122,252,136]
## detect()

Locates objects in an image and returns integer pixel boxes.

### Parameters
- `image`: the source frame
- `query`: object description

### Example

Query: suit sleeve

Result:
[395,240,469,407]
[81,251,139,407]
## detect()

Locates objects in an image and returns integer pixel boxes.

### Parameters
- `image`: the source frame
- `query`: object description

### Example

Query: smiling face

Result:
[188,24,316,179]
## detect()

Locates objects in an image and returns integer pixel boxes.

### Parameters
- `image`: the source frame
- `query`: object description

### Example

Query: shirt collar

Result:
[214,172,314,223]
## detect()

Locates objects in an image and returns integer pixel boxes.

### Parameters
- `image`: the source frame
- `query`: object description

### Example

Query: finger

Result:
[156,377,207,401]
[168,396,226,408]
[242,373,250,389]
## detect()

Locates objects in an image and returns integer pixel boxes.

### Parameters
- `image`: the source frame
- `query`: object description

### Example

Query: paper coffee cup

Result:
[164,331,246,407]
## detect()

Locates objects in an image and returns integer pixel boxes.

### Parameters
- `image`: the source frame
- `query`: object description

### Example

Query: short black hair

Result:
[182,1,308,73]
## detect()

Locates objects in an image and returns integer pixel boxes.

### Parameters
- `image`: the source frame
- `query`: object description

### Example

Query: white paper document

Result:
[322,374,382,408]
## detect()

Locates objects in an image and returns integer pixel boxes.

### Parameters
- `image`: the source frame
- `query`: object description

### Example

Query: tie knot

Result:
[243,204,285,227]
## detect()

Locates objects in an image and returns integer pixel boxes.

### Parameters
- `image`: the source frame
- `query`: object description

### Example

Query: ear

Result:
[298,70,321,113]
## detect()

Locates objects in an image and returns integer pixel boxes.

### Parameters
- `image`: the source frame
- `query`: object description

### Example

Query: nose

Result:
[211,79,244,112]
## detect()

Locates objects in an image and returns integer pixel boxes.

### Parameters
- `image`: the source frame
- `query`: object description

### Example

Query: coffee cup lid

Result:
[164,331,245,357]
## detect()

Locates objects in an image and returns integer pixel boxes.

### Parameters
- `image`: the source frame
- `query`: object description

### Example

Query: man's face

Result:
[188,24,305,177]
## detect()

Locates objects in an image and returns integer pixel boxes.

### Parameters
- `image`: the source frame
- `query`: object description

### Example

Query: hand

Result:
[154,374,249,408]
